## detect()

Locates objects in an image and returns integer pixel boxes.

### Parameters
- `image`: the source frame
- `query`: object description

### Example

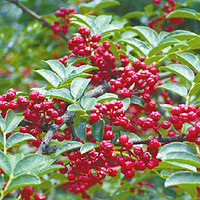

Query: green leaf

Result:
[148,38,179,57]
[160,64,195,82]
[92,119,105,142]
[0,151,11,175]
[157,142,195,159]
[4,110,24,134]
[164,30,198,40]
[79,0,120,14]
[80,142,98,154]
[130,26,159,47]
[120,131,141,142]
[156,161,197,172]
[35,69,62,88]
[67,104,84,112]
[0,133,3,147]
[189,83,200,96]
[130,95,145,107]
[44,60,66,80]
[179,185,198,200]
[6,133,36,148]
[75,65,98,74]
[94,15,112,31]
[168,53,200,72]
[120,38,150,56]
[93,0,120,12]
[160,104,174,109]
[38,165,64,176]
[165,172,200,187]
[0,115,5,132]
[122,98,130,110]
[162,152,200,168]
[46,88,74,103]
[4,174,40,196]
[166,8,200,20]
[14,154,54,176]
[81,96,97,111]
[76,118,87,142]
[70,78,91,100]
[157,82,187,97]
[123,11,145,19]
[7,154,23,173]
[97,93,118,103]
[0,174,3,190]
[55,141,83,156]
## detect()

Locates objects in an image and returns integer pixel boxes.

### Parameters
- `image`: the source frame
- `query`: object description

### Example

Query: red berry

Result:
[34,193,46,200]
[119,134,129,145]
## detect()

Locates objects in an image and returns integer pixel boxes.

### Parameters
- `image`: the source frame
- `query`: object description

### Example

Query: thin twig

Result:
[6,0,69,41]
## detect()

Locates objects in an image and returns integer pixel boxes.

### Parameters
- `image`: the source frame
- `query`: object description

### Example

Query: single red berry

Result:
[34,193,46,200]
[119,134,129,145]
[55,117,64,125]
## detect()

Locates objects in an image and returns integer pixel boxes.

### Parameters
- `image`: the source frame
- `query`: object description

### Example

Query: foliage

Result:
[1,0,200,199]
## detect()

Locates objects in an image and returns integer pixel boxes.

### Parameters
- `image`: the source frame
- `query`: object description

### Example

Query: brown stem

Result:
[6,0,69,41]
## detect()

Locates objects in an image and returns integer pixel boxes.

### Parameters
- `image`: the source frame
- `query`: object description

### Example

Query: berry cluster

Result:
[66,27,129,85]
[51,7,76,34]
[58,135,160,199]
[149,0,183,32]
[89,100,132,131]
[21,186,46,200]
[169,104,200,143]
[110,58,159,102]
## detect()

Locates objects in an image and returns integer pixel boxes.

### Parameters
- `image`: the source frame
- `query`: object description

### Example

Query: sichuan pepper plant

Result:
[1,0,200,199]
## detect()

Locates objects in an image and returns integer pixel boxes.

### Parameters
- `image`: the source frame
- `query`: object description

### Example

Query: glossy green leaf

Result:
[131,26,159,47]
[157,82,187,97]
[120,131,141,142]
[46,88,74,103]
[0,151,11,175]
[92,119,105,142]
[35,69,62,88]
[160,104,174,109]
[44,60,66,80]
[0,115,5,132]
[164,30,198,40]
[160,64,195,82]
[93,0,120,13]
[148,38,179,57]
[7,154,23,173]
[122,98,130,110]
[4,174,40,196]
[130,95,145,107]
[97,93,118,103]
[189,83,200,96]
[4,110,24,134]
[156,161,197,172]
[120,38,150,56]
[55,141,83,156]
[76,118,87,142]
[166,8,200,20]
[94,15,112,31]
[124,11,145,19]
[80,142,98,154]
[70,78,91,100]
[81,96,97,111]
[168,53,200,72]
[38,165,64,176]
[165,172,200,187]
[0,133,3,147]
[6,133,35,148]
[14,154,54,176]
[157,142,195,159]
[162,152,200,168]
[0,174,3,190]
[144,55,165,65]
[67,104,84,112]
[75,65,98,74]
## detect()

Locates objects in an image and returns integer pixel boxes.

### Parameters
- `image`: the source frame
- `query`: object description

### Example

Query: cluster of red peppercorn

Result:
[65,27,129,85]
[149,0,183,32]
[110,57,159,102]
[50,7,76,34]
[169,104,200,144]
[20,186,46,200]
[89,100,132,131]
[55,135,160,199]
